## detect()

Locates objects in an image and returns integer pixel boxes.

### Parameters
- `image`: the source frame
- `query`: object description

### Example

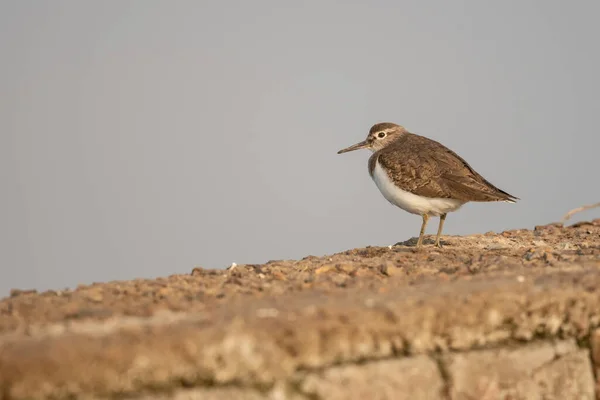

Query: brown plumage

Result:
[337,122,518,248]
[368,132,518,202]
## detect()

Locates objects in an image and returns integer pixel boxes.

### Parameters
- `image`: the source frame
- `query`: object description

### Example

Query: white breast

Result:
[371,161,465,216]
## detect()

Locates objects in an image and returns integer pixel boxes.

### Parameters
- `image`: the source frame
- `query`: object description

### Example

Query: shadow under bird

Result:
[337,122,518,248]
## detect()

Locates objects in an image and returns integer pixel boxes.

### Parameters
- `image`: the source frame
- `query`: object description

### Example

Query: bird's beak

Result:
[337,140,369,154]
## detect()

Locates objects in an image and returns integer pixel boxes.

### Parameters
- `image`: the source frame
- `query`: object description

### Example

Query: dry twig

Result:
[561,202,600,223]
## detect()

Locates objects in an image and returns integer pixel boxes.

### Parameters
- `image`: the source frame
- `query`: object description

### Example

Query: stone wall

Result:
[0,220,599,399]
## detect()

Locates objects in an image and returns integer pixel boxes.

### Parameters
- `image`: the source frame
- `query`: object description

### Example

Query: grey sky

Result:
[1,1,599,296]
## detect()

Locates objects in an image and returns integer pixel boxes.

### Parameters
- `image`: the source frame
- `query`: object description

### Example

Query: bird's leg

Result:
[416,214,429,248]
[435,213,447,248]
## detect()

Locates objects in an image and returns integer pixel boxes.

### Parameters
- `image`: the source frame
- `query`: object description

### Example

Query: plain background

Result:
[1,1,599,296]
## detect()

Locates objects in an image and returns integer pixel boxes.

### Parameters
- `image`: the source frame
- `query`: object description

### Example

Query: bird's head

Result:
[337,122,408,154]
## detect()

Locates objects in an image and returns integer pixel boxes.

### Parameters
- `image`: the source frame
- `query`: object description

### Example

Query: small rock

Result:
[227,262,238,270]
[485,244,509,250]
[523,248,539,261]
[271,271,287,281]
[523,248,557,264]
[558,242,577,250]
[315,264,335,275]
[379,262,401,277]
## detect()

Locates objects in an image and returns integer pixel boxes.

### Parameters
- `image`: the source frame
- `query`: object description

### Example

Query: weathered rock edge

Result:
[1,267,600,399]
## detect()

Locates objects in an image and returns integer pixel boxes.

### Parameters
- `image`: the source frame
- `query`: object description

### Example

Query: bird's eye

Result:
[378,132,386,138]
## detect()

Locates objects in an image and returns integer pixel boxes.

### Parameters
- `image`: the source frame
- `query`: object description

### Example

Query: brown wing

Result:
[372,133,518,202]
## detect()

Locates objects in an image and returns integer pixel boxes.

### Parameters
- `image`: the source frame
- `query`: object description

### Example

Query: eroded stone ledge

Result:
[2,269,600,399]
[0,221,599,399]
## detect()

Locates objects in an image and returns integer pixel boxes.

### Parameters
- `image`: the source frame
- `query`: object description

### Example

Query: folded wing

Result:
[376,133,518,202]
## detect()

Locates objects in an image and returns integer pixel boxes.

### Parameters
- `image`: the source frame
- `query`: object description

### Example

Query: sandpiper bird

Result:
[337,122,518,248]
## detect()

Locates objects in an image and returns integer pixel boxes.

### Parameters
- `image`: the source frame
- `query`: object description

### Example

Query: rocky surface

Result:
[0,219,599,399]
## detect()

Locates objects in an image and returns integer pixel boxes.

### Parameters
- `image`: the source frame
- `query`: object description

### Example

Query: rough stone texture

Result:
[0,220,598,399]
[445,340,595,399]
[300,356,444,400]
[136,385,308,400]
[2,219,599,335]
